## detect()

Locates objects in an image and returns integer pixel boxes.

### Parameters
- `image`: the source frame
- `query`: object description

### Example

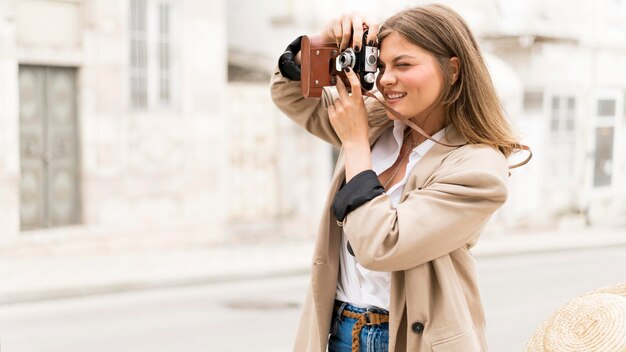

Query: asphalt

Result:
[1,226,625,305]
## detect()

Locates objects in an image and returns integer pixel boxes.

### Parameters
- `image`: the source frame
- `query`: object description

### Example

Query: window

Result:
[129,0,174,110]
[597,99,616,117]
[523,90,544,114]
[158,3,171,103]
[550,96,576,132]
[130,0,148,108]
[593,97,618,188]
[593,126,614,187]
[548,95,576,177]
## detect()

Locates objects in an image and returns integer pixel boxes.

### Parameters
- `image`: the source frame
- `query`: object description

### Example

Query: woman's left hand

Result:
[328,68,372,181]
[328,68,370,149]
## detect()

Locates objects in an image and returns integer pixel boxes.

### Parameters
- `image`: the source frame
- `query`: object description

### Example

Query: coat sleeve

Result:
[270,66,389,148]
[342,147,509,272]
[270,66,342,148]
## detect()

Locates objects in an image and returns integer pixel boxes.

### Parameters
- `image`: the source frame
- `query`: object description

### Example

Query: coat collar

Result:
[400,123,467,199]
[331,122,467,190]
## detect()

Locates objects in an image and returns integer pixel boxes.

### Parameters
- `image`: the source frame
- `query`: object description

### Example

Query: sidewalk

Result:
[1,226,625,305]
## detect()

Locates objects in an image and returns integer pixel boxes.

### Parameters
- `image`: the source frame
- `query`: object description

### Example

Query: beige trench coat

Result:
[270,67,509,352]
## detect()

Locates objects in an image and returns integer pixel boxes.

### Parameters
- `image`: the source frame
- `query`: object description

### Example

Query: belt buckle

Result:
[364,311,378,325]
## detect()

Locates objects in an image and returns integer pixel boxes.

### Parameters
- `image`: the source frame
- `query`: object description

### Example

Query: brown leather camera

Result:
[300,32,378,98]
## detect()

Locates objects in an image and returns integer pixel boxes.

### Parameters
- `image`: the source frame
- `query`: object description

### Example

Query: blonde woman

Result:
[271,4,524,351]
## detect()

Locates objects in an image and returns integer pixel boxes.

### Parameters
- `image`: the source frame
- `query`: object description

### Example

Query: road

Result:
[0,246,625,351]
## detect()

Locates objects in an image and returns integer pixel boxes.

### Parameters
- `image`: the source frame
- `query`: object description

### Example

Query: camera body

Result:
[301,32,378,98]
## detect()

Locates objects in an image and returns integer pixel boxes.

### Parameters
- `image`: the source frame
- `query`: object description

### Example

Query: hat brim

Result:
[525,283,626,352]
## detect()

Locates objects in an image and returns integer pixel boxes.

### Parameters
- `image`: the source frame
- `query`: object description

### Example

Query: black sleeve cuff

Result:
[332,170,385,222]
[278,36,302,81]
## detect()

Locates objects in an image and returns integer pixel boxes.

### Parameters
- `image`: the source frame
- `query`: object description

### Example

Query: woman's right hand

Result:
[320,13,379,52]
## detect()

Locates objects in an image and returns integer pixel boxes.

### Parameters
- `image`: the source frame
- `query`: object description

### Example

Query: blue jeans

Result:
[328,300,389,352]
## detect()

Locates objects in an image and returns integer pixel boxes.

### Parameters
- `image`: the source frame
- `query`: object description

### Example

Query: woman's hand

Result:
[328,68,372,181]
[321,13,379,181]
[322,12,379,146]
[320,13,379,51]
[328,68,368,147]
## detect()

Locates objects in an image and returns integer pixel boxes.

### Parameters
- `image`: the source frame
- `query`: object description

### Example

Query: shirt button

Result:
[411,322,425,334]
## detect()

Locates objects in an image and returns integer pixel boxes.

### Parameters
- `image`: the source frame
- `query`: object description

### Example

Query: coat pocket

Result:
[431,328,481,352]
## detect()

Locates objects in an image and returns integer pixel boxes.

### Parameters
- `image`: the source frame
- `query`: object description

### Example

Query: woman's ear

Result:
[449,57,460,84]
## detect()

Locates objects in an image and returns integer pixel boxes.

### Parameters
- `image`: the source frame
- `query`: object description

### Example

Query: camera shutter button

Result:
[363,73,375,84]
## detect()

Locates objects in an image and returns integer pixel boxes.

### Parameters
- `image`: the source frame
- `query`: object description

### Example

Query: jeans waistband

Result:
[333,299,389,315]
[332,299,389,352]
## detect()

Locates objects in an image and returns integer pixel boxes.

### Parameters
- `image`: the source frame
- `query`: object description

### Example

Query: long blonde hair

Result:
[377,4,521,157]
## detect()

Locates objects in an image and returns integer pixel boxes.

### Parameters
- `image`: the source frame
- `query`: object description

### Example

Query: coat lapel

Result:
[400,124,467,201]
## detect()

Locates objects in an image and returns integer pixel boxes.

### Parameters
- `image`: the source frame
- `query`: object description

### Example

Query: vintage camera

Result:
[301,32,378,98]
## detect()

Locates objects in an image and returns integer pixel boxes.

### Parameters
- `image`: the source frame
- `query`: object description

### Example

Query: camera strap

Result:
[362,90,532,170]
[278,36,303,81]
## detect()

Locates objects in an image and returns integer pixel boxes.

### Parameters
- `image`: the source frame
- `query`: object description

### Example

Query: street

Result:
[0,246,625,352]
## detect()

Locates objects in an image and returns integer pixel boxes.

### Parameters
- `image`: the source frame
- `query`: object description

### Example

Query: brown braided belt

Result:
[334,301,390,352]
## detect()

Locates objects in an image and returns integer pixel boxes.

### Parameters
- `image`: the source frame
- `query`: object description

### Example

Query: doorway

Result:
[19,66,81,230]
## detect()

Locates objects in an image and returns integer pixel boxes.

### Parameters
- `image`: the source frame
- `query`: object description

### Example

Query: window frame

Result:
[546,93,578,180]
[588,91,624,192]
[129,0,178,112]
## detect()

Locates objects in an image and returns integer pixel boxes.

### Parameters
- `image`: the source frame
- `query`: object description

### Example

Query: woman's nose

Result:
[377,70,395,87]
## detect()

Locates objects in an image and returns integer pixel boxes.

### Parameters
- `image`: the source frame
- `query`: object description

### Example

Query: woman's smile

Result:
[384,90,407,104]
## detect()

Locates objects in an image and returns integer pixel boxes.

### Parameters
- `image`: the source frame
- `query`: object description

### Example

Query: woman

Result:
[271,4,522,351]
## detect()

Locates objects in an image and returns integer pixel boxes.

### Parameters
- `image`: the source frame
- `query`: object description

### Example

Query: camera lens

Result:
[367,54,377,66]
[335,48,355,71]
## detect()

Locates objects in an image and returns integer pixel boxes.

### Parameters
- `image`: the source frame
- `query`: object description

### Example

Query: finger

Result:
[331,19,342,47]
[351,15,364,52]
[335,75,350,100]
[344,67,362,99]
[364,19,379,46]
[328,104,336,119]
[340,15,352,51]
[333,97,345,109]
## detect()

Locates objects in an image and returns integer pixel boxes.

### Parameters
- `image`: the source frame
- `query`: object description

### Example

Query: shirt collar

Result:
[412,127,446,159]
[391,120,446,157]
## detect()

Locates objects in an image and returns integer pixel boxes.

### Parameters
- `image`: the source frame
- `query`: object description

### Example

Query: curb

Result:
[1,233,625,305]
[472,234,626,258]
[0,268,311,306]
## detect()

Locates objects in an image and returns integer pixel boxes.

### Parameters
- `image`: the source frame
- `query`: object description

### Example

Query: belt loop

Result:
[336,301,347,322]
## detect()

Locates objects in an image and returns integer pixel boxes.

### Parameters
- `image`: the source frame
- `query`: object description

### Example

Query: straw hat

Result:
[526,283,626,352]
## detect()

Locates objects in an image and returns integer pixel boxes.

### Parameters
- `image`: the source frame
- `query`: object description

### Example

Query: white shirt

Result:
[335,121,446,310]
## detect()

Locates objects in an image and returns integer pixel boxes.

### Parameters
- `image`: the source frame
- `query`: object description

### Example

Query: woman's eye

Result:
[396,63,410,67]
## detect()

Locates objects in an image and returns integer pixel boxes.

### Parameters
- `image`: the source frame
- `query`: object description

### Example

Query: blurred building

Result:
[0,0,226,244]
[0,0,624,247]
[481,0,626,229]
[227,0,626,236]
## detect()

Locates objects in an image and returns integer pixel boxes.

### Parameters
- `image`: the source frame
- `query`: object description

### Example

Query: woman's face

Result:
[376,31,444,123]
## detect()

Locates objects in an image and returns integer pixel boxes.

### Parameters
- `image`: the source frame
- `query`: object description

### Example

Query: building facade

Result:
[227,0,626,236]
[1,0,624,247]
[0,0,227,245]
[483,0,626,228]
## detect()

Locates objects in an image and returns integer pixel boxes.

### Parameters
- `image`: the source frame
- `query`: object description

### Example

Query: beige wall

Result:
[0,0,228,244]
[17,0,81,49]
[0,1,20,243]
[225,83,333,240]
